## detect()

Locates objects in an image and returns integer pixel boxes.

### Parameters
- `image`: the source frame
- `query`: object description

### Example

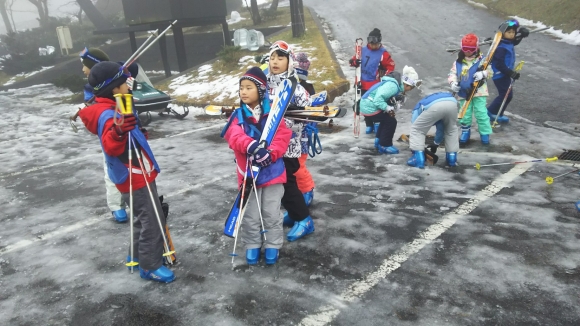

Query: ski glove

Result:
[253,148,272,167]
[113,115,137,139]
[509,70,521,80]
[473,70,488,81]
[349,58,361,67]
[386,94,405,107]
[519,27,530,38]
[247,140,261,155]
[450,82,461,93]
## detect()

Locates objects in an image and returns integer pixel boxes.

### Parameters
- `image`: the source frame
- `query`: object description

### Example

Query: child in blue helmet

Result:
[487,19,530,123]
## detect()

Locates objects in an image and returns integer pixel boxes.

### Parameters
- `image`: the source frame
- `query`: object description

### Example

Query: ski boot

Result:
[497,115,509,123]
[264,248,279,265]
[480,133,490,145]
[126,256,139,271]
[246,248,260,265]
[365,125,374,134]
[303,189,314,207]
[374,122,380,132]
[378,145,399,154]
[374,138,380,150]
[287,216,315,242]
[112,209,127,223]
[139,265,175,283]
[575,201,580,212]
[282,211,295,227]
[407,151,425,169]
[459,125,471,144]
[488,112,498,121]
[446,152,458,167]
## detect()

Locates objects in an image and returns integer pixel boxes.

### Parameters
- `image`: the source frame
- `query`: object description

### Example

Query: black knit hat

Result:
[88,61,128,98]
[368,28,382,43]
[240,66,268,101]
[80,48,109,69]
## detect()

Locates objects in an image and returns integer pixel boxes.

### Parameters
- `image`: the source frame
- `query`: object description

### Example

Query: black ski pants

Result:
[368,111,397,147]
[281,157,310,222]
[487,76,513,116]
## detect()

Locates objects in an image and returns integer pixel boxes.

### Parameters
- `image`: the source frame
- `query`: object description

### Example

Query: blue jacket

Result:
[359,75,403,115]
[492,39,515,79]
[411,92,457,145]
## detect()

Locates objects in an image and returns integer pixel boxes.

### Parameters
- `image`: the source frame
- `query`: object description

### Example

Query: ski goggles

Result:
[367,36,381,44]
[506,19,519,28]
[270,40,291,55]
[79,47,103,64]
[93,67,131,92]
[402,76,422,88]
[461,45,478,56]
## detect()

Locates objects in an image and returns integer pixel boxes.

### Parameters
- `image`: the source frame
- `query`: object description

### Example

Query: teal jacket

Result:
[360,76,403,116]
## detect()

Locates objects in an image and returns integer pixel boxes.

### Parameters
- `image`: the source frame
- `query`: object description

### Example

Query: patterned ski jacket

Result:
[447,55,490,98]
[267,72,310,159]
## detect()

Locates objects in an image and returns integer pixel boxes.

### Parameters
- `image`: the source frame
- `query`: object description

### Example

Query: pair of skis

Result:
[205,104,345,122]
[353,38,363,138]
[223,78,297,262]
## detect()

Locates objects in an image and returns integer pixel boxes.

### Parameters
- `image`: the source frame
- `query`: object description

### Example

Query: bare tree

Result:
[270,0,279,11]
[27,0,50,27]
[0,0,14,33]
[76,0,107,30]
[59,0,84,24]
[244,0,261,25]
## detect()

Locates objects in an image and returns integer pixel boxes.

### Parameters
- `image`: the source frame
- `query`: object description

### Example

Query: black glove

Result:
[253,148,272,167]
[427,144,439,154]
[519,27,530,38]
[386,95,405,107]
[113,115,137,139]
[509,70,521,80]
[349,58,361,67]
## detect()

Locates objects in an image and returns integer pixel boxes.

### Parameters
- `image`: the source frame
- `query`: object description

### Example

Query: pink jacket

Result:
[224,114,292,188]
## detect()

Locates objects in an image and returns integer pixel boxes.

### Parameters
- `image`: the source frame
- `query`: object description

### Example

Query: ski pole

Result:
[545,168,579,185]
[126,134,138,273]
[475,157,558,170]
[353,38,363,138]
[446,27,549,53]
[230,158,251,263]
[124,29,160,67]
[248,159,267,242]
[492,61,524,128]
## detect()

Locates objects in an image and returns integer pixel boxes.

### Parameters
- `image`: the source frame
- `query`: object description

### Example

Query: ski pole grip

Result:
[122,94,133,115]
[546,157,558,162]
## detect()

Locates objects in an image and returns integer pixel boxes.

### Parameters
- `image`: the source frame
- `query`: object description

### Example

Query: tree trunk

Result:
[250,0,261,25]
[76,6,83,25]
[27,0,49,27]
[0,0,14,34]
[269,0,279,11]
[76,0,108,30]
[8,0,16,31]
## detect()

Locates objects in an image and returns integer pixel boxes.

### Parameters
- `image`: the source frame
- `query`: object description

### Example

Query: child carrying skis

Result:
[78,61,175,283]
[267,41,315,242]
[223,67,292,265]
[448,33,492,145]
[349,28,395,134]
[407,92,460,169]
[360,66,420,154]
[487,19,530,123]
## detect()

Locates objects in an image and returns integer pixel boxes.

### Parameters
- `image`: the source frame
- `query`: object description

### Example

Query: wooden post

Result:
[158,34,172,78]
[129,31,138,56]
[172,24,188,72]
[222,20,232,46]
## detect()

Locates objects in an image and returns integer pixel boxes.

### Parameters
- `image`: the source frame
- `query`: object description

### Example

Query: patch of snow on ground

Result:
[238,56,255,65]
[168,64,238,102]
[3,66,54,86]
[512,16,580,46]
[467,1,487,9]
[145,70,180,75]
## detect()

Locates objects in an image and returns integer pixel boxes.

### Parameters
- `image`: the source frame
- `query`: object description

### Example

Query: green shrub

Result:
[1,51,56,75]
[51,74,86,93]
[216,45,243,70]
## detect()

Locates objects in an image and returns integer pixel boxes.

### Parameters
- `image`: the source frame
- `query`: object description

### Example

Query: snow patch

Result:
[511,16,580,46]
[3,66,54,86]
[168,64,239,102]
[467,1,487,9]
[561,78,577,83]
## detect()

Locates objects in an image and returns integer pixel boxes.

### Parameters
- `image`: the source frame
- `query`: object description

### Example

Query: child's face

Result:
[503,29,516,40]
[112,82,130,95]
[240,79,259,107]
[368,43,381,50]
[403,84,415,93]
[82,65,91,77]
[269,52,289,74]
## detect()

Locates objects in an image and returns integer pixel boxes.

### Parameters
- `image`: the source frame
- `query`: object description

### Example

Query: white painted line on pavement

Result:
[0,174,232,255]
[299,164,531,326]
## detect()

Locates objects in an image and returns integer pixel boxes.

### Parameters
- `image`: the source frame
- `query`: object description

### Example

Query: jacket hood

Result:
[78,97,116,135]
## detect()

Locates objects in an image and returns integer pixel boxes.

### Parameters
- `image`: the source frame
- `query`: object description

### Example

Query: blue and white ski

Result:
[224,78,297,238]
[309,91,327,106]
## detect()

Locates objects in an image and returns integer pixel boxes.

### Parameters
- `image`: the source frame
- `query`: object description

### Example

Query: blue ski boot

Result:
[480,133,490,145]
[264,248,279,265]
[303,189,314,207]
[246,248,260,265]
[407,151,425,169]
[139,265,175,283]
[446,152,458,167]
[287,216,315,242]
[126,256,139,271]
[374,122,380,132]
[576,201,580,212]
[488,112,498,121]
[365,125,374,134]
[378,145,399,154]
[459,125,471,144]
[497,115,509,123]
[282,211,295,227]
[112,209,127,223]
[374,138,380,150]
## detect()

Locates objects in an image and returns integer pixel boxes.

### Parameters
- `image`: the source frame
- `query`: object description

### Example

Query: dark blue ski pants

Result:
[487,76,513,116]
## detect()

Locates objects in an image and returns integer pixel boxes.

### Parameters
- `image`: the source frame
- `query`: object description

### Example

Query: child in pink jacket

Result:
[223,67,292,265]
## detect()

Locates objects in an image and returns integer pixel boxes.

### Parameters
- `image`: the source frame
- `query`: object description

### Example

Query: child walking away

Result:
[448,33,493,145]
[78,61,175,283]
[267,41,315,242]
[224,67,292,265]
[488,19,530,123]
[360,66,420,154]
[349,28,395,134]
[407,92,460,169]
